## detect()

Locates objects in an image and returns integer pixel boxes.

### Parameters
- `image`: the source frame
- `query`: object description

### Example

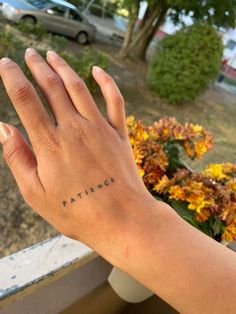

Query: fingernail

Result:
[0,57,12,65]
[25,47,37,56]
[92,66,104,74]
[0,122,11,144]
[47,50,59,60]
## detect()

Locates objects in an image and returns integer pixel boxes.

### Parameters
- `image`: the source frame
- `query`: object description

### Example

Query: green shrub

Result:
[148,23,223,104]
[52,35,68,52]
[61,49,109,92]
[18,21,47,40]
[0,25,23,58]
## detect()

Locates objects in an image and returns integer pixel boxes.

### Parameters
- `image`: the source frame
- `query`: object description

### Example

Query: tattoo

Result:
[62,177,115,208]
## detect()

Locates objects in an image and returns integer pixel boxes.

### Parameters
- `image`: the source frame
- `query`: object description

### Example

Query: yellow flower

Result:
[163,128,170,137]
[191,124,203,134]
[222,223,236,242]
[203,164,229,181]
[126,115,135,126]
[194,140,207,159]
[226,179,236,191]
[187,194,213,222]
[154,175,170,193]
[169,185,186,201]
[138,166,145,177]
[133,146,144,164]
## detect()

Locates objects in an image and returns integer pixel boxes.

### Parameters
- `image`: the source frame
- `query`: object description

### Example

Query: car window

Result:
[68,9,82,22]
[226,40,236,51]
[47,5,67,17]
[27,0,50,9]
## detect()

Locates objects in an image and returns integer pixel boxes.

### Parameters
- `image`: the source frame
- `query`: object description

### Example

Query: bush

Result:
[61,49,109,92]
[18,20,48,40]
[128,116,236,242]
[0,25,23,58]
[148,23,223,104]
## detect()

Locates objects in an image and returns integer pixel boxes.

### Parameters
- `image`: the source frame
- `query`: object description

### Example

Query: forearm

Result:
[100,198,236,314]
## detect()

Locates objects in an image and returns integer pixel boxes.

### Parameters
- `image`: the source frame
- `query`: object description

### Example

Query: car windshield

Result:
[26,0,51,9]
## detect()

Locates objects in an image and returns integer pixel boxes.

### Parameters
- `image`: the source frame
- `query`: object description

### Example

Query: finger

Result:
[0,58,53,143]
[25,48,77,123]
[92,66,127,138]
[0,122,45,206]
[46,51,102,122]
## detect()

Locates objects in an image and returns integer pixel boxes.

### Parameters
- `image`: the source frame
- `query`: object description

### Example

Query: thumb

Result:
[0,122,45,204]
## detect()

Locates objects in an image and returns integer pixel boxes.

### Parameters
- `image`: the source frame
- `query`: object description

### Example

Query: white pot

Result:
[108,267,154,303]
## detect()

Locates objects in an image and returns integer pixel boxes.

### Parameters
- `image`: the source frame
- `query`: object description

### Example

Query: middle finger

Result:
[25,48,77,123]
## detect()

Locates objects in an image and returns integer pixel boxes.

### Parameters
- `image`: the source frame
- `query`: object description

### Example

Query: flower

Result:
[191,124,203,134]
[169,185,186,201]
[203,164,230,180]
[222,222,236,242]
[187,193,213,222]
[127,116,236,242]
[154,175,170,193]
[194,140,208,159]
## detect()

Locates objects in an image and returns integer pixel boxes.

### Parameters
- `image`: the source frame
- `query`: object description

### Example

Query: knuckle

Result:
[70,78,86,93]
[44,73,61,89]
[32,128,62,152]
[11,82,32,103]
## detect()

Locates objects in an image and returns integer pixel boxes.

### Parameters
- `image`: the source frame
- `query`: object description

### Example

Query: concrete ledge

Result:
[0,235,97,308]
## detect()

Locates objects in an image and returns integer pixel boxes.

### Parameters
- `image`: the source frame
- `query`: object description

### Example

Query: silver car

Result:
[1,0,96,44]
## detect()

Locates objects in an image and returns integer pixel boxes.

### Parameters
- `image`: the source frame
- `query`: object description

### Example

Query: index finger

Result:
[0,57,53,141]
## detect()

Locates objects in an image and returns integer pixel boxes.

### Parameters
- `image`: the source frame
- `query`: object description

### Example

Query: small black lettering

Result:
[70,198,76,204]
[62,177,115,208]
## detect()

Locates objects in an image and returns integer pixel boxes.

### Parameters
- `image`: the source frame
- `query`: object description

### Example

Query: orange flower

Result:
[222,223,236,242]
[169,185,186,201]
[154,175,170,193]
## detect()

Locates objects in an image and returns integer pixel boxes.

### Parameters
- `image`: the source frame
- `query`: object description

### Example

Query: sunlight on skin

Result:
[0,49,236,314]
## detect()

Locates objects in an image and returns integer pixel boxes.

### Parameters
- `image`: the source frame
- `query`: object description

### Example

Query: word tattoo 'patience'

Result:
[62,177,115,208]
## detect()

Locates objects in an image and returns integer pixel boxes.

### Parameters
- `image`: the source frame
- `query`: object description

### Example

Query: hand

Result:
[0,49,155,259]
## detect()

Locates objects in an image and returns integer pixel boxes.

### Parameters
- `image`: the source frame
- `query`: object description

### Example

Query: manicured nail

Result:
[0,122,11,144]
[92,66,104,74]
[47,50,59,60]
[25,48,37,56]
[0,57,12,65]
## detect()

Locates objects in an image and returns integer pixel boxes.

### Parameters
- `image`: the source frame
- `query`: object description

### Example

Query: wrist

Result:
[88,191,175,271]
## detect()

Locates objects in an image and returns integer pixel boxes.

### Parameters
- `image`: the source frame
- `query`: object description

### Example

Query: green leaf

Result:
[170,200,199,228]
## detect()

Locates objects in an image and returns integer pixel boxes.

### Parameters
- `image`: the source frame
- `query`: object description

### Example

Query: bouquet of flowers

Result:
[128,116,236,242]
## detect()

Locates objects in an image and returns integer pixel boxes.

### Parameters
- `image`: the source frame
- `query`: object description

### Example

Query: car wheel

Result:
[21,16,36,26]
[77,31,88,45]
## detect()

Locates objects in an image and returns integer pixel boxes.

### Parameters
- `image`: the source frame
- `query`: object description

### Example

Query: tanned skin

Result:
[0,49,236,314]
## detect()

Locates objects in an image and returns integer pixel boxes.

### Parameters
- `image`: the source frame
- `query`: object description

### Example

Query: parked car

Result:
[1,0,96,44]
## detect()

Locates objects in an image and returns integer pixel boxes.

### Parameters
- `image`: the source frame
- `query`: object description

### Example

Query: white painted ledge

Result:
[0,235,97,307]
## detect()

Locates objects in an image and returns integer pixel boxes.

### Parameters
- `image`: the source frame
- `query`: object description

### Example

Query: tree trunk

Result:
[119,18,136,59]
[119,2,162,59]
[118,2,139,59]
[134,6,169,61]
